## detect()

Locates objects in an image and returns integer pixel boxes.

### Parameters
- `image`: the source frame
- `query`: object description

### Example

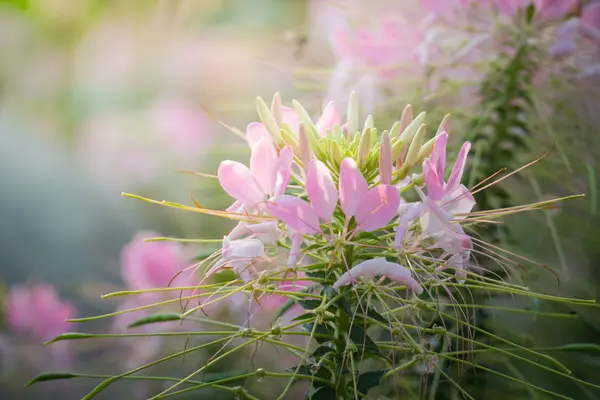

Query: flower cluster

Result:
[212,92,475,298]
[30,93,598,400]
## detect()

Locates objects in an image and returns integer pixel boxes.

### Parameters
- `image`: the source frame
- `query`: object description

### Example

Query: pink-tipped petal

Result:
[267,195,321,235]
[430,132,448,181]
[355,185,401,232]
[316,101,340,136]
[379,132,392,185]
[250,137,278,195]
[333,258,423,294]
[246,122,272,148]
[339,157,368,218]
[218,161,265,206]
[307,160,339,223]
[423,159,445,201]
[446,141,471,193]
[274,145,294,196]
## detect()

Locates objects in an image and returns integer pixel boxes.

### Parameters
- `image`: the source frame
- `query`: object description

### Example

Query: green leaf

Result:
[303,322,335,343]
[349,325,380,353]
[363,307,387,324]
[45,333,94,344]
[357,370,386,395]
[306,270,326,280]
[128,313,181,328]
[292,313,317,322]
[306,386,336,400]
[274,298,297,321]
[26,372,77,387]
[298,300,321,310]
[312,345,335,358]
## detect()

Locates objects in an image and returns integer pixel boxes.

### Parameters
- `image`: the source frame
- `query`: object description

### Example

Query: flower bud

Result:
[357,128,373,167]
[271,92,282,125]
[399,104,413,135]
[389,121,400,138]
[256,96,282,143]
[363,115,374,134]
[437,114,450,135]
[399,111,426,143]
[347,90,359,135]
[404,124,426,167]
[330,140,343,166]
[379,131,392,185]
[280,123,300,155]
[298,123,313,170]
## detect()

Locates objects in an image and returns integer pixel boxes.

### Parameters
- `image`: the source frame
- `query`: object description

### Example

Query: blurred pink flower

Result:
[581,3,600,45]
[120,231,193,298]
[487,0,578,21]
[331,16,425,79]
[78,99,213,190]
[151,98,214,162]
[419,0,470,16]
[6,284,76,342]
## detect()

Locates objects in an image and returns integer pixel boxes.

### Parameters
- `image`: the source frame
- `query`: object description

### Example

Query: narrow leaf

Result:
[128,313,181,328]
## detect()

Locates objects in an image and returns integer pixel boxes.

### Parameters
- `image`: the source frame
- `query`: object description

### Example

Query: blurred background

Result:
[0,0,599,398]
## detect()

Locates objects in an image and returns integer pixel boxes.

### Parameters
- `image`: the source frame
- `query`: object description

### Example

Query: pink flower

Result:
[218,142,293,211]
[151,98,213,163]
[6,284,76,341]
[333,258,423,294]
[120,231,193,300]
[533,0,578,22]
[419,0,470,16]
[581,3,600,45]
[339,157,400,232]
[487,0,578,22]
[331,16,425,79]
[220,236,267,283]
[422,133,475,216]
[418,135,474,254]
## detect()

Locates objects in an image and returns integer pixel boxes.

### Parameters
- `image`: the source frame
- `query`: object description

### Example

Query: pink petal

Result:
[246,122,272,148]
[339,157,368,218]
[443,184,476,217]
[281,106,300,134]
[379,132,392,185]
[287,232,304,268]
[315,101,340,136]
[534,0,577,22]
[218,160,265,206]
[267,195,321,235]
[493,0,528,16]
[420,196,472,254]
[355,184,401,232]
[581,3,600,45]
[394,202,423,248]
[121,231,188,292]
[446,141,471,194]
[423,159,445,201]
[274,145,294,196]
[430,132,448,180]
[250,137,278,195]
[306,160,339,223]
[333,258,423,294]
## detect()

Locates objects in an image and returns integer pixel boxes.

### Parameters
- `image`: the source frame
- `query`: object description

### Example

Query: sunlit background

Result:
[1,0,600,398]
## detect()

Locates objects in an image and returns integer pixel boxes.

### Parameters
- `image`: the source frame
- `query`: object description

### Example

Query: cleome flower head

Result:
[32,92,596,400]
